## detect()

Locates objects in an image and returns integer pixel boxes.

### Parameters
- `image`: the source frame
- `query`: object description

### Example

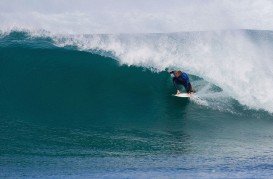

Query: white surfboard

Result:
[172,93,191,98]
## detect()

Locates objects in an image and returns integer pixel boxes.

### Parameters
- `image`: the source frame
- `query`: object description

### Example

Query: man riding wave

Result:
[169,71,195,94]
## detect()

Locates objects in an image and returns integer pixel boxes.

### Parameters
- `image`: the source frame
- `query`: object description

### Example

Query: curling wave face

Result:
[1,0,273,113]
[1,30,273,114]
[52,30,273,113]
[1,30,273,178]
[2,1,273,177]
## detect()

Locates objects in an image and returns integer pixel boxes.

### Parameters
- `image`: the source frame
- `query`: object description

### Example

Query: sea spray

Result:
[50,30,273,113]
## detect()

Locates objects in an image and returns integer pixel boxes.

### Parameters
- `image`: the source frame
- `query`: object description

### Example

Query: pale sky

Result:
[1,0,273,34]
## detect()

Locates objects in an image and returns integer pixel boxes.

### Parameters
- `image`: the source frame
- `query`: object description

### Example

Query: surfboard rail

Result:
[172,93,192,98]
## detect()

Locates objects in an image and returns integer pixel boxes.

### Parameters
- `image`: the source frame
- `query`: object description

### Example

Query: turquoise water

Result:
[0,31,273,178]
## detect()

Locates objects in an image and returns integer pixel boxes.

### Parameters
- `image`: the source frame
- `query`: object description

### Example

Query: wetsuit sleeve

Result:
[177,77,186,85]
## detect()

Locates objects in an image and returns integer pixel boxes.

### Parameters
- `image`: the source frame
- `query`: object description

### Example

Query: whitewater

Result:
[1,0,273,113]
[51,31,273,113]
[1,0,273,178]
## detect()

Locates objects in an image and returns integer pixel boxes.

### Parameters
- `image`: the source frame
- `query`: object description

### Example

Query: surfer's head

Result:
[169,70,182,77]
[174,71,182,77]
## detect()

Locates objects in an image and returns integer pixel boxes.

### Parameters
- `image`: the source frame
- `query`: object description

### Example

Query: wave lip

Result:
[1,30,273,114]
[51,30,273,114]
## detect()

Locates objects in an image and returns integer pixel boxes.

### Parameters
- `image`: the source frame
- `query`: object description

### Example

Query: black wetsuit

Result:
[173,72,194,93]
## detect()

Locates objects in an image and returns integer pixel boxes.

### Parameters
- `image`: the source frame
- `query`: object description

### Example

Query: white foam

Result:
[1,0,273,113]
[51,31,273,113]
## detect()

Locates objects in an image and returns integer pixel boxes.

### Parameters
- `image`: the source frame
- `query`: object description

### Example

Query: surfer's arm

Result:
[173,78,181,94]
[173,78,178,89]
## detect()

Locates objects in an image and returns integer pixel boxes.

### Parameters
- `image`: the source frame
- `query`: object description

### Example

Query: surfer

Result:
[169,71,195,94]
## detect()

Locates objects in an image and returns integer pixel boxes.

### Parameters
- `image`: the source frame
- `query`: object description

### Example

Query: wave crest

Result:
[51,30,273,113]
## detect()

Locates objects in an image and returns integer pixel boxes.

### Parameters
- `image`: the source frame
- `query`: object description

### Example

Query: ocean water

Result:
[0,30,272,178]
[1,1,273,178]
